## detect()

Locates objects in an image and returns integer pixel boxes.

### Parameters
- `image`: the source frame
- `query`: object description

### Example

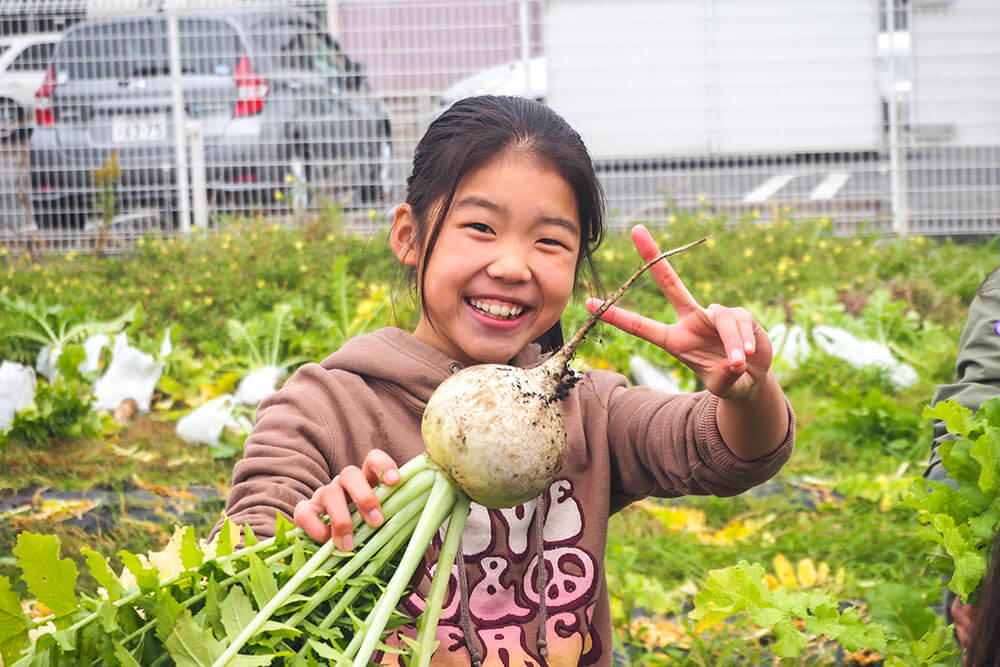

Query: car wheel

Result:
[0,98,25,143]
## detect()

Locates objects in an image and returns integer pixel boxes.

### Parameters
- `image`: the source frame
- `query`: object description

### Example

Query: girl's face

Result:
[392,152,581,366]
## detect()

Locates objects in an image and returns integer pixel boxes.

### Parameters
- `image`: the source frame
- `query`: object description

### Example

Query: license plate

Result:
[111,114,168,143]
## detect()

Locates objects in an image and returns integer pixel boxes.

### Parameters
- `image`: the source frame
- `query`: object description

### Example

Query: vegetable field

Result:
[1,208,998,665]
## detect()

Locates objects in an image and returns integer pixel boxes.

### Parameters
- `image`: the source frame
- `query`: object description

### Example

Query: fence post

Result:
[887,2,909,236]
[167,9,192,235]
[186,120,209,230]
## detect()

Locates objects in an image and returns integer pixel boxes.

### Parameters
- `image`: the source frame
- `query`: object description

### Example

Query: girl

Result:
[221,95,794,666]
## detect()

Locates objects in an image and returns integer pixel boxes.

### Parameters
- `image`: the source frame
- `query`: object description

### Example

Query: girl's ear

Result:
[390,204,419,267]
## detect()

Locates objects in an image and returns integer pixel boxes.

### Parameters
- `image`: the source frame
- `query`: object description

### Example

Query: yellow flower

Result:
[743,248,753,258]
[298,263,308,272]
[325,234,335,242]
[285,172,295,184]
[751,209,760,219]
[705,238,716,248]
[204,297,213,306]
[356,299,377,317]
[294,240,304,251]
[256,279,266,289]
[667,214,677,224]
[697,192,706,202]
[274,190,284,201]
[368,208,378,218]
[0,246,8,256]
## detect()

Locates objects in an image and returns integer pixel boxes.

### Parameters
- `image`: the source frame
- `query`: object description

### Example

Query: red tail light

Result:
[234,56,268,117]
[35,64,56,126]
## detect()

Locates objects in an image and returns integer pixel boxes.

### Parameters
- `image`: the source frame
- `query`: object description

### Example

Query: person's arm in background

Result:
[926,268,1000,659]
[926,268,1000,485]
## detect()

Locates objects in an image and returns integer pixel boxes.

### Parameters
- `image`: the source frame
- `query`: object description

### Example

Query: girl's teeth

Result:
[471,299,522,319]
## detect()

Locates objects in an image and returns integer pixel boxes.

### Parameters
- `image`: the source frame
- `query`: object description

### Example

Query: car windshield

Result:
[58,17,242,80]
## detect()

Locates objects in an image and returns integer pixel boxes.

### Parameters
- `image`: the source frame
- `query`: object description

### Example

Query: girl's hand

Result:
[293,449,400,548]
[585,225,772,399]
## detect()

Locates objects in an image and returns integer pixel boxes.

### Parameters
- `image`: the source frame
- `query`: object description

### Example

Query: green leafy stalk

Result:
[349,473,460,666]
[415,494,472,667]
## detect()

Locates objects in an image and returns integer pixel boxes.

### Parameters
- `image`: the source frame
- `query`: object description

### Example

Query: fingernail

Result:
[729,349,745,364]
[385,470,399,484]
[744,341,754,354]
[368,510,383,526]
[341,535,353,551]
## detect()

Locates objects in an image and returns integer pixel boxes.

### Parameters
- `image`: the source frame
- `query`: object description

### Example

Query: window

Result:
[9,41,56,71]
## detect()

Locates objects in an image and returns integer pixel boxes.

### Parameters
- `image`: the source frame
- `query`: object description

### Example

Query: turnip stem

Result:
[414,493,471,667]
[314,513,421,631]
[292,493,429,627]
[348,474,460,667]
[211,464,438,666]
[213,540,339,667]
[550,237,706,371]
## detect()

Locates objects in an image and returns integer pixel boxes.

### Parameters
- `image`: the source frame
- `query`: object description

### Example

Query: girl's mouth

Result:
[466,298,526,321]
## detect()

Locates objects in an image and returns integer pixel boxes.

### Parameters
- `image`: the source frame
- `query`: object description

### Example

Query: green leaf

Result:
[307,638,345,661]
[930,514,988,599]
[867,583,938,642]
[154,591,184,644]
[275,513,295,547]
[180,527,204,571]
[771,619,808,658]
[924,401,977,439]
[216,520,235,559]
[244,524,259,548]
[119,551,161,593]
[12,533,78,617]
[81,547,126,601]
[0,576,29,645]
[247,554,278,609]
[971,428,1000,495]
[164,610,226,667]
[113,640,143,667]
[221,587,256,640]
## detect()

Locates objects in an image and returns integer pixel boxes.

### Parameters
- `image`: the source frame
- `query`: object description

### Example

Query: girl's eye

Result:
[465,222,494,235]
[538,237,570,249]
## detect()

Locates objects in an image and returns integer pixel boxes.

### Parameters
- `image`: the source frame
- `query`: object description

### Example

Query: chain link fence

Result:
[0,0,997,253]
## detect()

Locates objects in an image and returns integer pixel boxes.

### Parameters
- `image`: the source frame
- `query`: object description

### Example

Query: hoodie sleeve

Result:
[581,371,794,508]
[216,364,340,539]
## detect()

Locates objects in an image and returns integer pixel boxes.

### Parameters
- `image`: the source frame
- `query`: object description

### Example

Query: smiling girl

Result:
[220,95,794,665]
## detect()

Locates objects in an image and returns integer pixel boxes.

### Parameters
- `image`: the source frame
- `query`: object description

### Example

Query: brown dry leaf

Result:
[845,648,885,665]
[131,474,196,500]
[21,600,53,619]
[109,443,160,463]
[629,617,690,651]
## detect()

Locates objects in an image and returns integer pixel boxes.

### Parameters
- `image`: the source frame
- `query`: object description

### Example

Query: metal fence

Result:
[0,0,998,253]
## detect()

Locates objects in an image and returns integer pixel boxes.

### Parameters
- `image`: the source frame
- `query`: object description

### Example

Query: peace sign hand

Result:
[584,225,773,399]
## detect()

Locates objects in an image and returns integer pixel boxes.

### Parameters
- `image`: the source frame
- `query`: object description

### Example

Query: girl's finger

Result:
[314,482,354,550]
[362,449,400,487]
[631,225,700,316]
[732,307,757,356]
[706,304,746,370]
[293,498,331,544]
[339,465,385,528]
[585,298,667,348]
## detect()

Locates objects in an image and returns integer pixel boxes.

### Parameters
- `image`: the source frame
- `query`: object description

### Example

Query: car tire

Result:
[0,98,25,143]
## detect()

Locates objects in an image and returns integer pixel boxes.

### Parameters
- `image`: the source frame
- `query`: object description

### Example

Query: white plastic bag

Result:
[811,325,918,388]
[36,345,60,382]
[768,323,811,369]
[629,355,683,394]
[0,361,36,431]
[93,333,164,413]
[233,366,283,406]
[176,394,236,446]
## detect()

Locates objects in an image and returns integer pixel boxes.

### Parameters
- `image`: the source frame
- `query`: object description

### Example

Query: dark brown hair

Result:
[400,95,606,354]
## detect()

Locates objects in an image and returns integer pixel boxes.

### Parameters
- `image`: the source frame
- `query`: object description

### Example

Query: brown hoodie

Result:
[222,327,794,666]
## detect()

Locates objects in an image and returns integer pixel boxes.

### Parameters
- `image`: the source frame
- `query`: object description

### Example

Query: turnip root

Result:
[423,236,705,508]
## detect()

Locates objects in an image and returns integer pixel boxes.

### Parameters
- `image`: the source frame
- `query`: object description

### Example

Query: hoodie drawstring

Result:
[535,492,549,659]
[456,494,549,665]
[457,539,483,667]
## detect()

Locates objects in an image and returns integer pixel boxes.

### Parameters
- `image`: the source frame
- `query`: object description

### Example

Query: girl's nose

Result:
[485,249,531,283]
